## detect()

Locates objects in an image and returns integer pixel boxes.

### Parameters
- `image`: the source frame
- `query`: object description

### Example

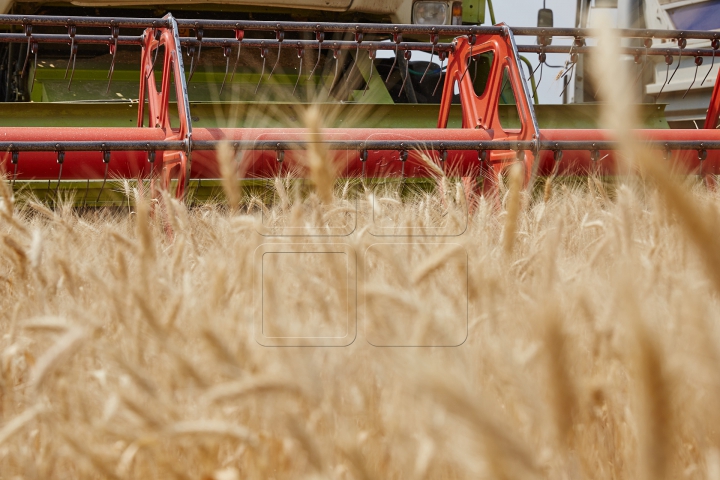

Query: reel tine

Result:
[307,30,324,81]
[346,43,360,85]
[533,47,547,88]
[385,32,402,83]
[292,46,304,96]
[67,43,78,91]
[420,33,438,83]
[345,31,363,85]
[330,46,340,91]
[656,54,673,101]
[432,51,446,97]
[362,48,376,97]
[11,151,18,187]
[268,29,284,80]
[188,26,204,82]
[55,150,65,200]
[29,41,38,94]
[559,63,575,98]
[459,35,476,82]
[21,23,32,79]
[398,50,411,97]
[149,28,161,77]
[144,31,159,82]
[230,29,244,83]
[702,39,719,86]
[420,50,435,85]
[219,45,232,95]
[64,25,76,80]
[106,26,119,95]
[668,37,685,84]
[529,61,541,83]
[186,46,195,81]
[683,56,703,99]
[473,54,478,83]
[81,179,89,208]
[558,49,579,98]
[255,44,268,94]
[96,151,111,203]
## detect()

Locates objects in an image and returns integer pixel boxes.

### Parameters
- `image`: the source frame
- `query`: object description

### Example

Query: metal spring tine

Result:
[683,56,703,99]
[473,54,478,83]
[97,150,111,203]
[81,179,89,208]
[561,41,575,80]
[219,45,232,95]
[83,178,90,208]
[559,61,575,98]
[459,43,473,82]
[346,31,363,85]
[535,50,546,88]
[21,23,32,78]
[147,150,156,195]
[362,48,376,97]
[668,37,685,84]
[150,29,161,73]
[55,150,64,200]
[349,42,361,84]
[64,25,76,79]
[188,26,203,82]
[230,29,244,83]
[385,31,402,83]
[145,30,161,81]
[308,30,324,80]
[29,41,38,94]
[106,26,119,94]
[330,46,340,91]
[459,35,476,82]
[558,51,579,98]
[66,43,78,91]
[538,62,544,87]
[432,51,446,96]
[420,33,438,84]
[398,49,411,97]
[529,61,541,83]
[559,52,578,80]
[268,29,284,80]
[255,44,268,94]
[292,46,304,95]
[702,39,720,86]
[11,151,18,187]
[186,45,195,78]
[143,152,155,188]
[359,149,367,178]
[399,149,408,180]
[656,54,673,101]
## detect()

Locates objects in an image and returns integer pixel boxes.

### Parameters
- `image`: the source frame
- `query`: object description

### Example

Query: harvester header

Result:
[1,13,720,204]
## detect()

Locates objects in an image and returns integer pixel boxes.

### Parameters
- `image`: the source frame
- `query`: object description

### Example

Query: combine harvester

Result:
[0,13,719,205]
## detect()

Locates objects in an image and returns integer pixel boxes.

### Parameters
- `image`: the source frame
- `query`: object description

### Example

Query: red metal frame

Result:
[436,29,538,194]
[137,23,192,199]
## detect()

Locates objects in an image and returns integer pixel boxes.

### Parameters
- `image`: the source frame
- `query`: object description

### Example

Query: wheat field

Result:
[1,159,720,480]
[1,26,720,480]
